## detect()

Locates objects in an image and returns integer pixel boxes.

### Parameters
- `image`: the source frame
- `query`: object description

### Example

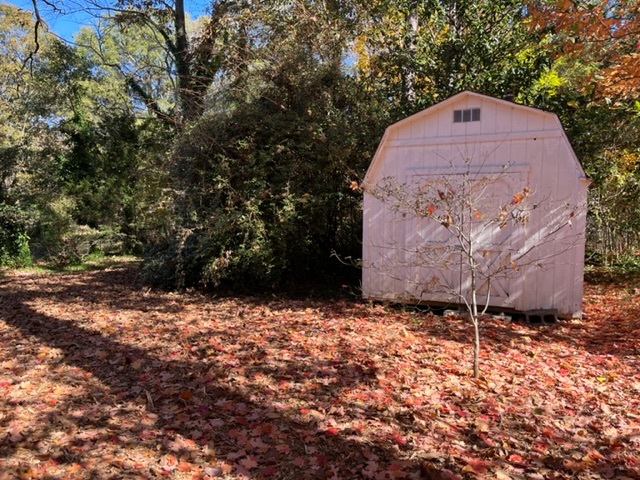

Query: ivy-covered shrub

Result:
[0,203,34,267]
[143,61,384,291]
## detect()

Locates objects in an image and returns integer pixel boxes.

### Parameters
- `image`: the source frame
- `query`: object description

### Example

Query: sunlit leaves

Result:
[354,0,546,114]
[529,0,640,102]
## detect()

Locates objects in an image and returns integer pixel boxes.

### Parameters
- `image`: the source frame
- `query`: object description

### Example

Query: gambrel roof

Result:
[364,91,588,187]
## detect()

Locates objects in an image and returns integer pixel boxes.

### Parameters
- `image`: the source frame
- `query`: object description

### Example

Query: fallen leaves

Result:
[0,264,639,479]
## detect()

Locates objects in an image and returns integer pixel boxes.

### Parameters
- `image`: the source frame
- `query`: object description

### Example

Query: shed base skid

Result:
[362,295,581,321]
[523,309,558,325]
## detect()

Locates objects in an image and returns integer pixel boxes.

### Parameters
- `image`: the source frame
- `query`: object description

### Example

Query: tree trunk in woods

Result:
[402,8,419,106]
[173,0,199,124]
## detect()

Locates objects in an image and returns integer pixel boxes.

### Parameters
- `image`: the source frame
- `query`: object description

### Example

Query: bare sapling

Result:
[368,158,580,378]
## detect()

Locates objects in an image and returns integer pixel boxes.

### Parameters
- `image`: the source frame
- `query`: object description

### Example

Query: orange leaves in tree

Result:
[511,187,529,206]
[529,0,640,100]
[511,192,525,205]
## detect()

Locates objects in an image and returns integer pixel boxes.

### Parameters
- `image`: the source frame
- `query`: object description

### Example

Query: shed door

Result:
[405,170,526,309]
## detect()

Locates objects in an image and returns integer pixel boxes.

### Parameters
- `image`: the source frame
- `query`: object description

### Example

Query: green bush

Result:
[143,58,385,291]
[0,203,34,267]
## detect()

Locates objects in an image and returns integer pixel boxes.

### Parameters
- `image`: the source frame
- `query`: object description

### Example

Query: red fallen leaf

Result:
[582,450,606,463]
[541,426,555,438]
[403,396,423,407]
[292,457,306,467]
[563,459,586,472]
[362,460,379,478]
[386,469,408,479]
[227,450,246,460]
[533,441,548,452]
[177,461,193,472]
[261,465,277,476]
[210,418,225,428]
[478,433,496,447]
[387,460,413,478]
[180,389,193,400]
[249,437,270,452]
[508,453,524,464]
[390,431,407,446]
[325,426,340,436]
[462,458,489,474]
[238,456,258,470]
[275,443,291,454]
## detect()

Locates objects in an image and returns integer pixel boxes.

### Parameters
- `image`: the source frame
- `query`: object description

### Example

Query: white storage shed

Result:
[362,91,590,318]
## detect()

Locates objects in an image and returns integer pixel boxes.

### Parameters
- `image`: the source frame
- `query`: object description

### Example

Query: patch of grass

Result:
[1,254,141,275]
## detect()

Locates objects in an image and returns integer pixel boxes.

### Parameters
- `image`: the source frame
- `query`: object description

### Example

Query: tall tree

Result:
[354,0,547,115]
[525,1,640,262]
[143,0,385,289]
[28,0,229,126]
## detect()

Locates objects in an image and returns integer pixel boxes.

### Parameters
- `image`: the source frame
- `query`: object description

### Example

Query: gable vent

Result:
[453,108,481,123]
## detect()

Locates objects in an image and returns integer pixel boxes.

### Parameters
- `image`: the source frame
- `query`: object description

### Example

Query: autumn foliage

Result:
[529,0,640,101]
[0,262,638,479]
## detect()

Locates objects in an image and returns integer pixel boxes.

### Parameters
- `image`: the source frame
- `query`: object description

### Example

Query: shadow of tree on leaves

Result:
[0,266,432,479]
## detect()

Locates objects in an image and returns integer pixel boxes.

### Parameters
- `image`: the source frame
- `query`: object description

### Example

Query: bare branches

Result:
[366,155,585,378]
[22,0,46,72]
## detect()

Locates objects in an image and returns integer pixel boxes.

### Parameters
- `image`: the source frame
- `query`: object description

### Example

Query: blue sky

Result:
[4,0,210,41]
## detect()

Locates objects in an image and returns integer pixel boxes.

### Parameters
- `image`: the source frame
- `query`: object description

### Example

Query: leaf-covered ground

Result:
[0,263,639,480]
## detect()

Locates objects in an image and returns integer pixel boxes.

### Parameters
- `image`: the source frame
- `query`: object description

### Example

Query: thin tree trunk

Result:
[468,240,480,379]
[473,317,480,379]
[174,0,198,123]
[402,8,419,106]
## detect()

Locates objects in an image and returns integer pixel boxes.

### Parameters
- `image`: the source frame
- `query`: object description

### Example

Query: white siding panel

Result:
[422,113,441,138]
[512,108,529,132]
[480,100,498,135]
[496,106,512,133]
[526,111,545,131]
[410,118,425,139]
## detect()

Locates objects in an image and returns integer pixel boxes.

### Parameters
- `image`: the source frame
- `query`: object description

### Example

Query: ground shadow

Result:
[0,266,435,479]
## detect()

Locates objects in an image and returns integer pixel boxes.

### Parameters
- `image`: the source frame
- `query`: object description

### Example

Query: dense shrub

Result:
[143,62,385,290]
[0,203,34,267]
